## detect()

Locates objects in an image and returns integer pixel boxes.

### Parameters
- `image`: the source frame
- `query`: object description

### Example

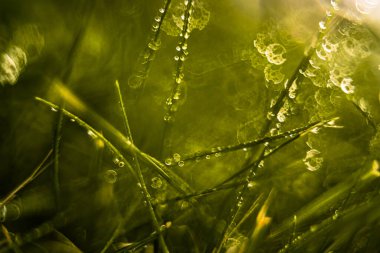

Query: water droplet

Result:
[165,157,173,166]
[355,0,379,15]
[178,161,185,167]
[159,8,165,13]
[118,161,125,167]
[264,64,285,84]
[0,46,27,85]
[128,74,145,89]
[321,37,338,53]
[265,43,286,65]
[288,79,297,99]
[87,130,97,139]
[166,98,173,106]
[174,55,180,61]
[113,157,120,165]
[277,108,287,123]
[319,21,327,31]
[303,149,323,171]
[340,77,355,94]
[315,49,328,61]
[254,33,271,54]
[332,210,339,220]
[50,107,58,112]
[163,114,173,122]
[184,33,190,39]
[70,118,75,122]
[173,153,181,162]
[148,39,161,51]
[205,155,211,159]
[247,181,255,189]
[104,170,118,184]
[151,177,163,189]
[270,128,278,136]
[310,225,318,232]
[154,16,161,22]
[311,127,320,134]
[331,0,340,10]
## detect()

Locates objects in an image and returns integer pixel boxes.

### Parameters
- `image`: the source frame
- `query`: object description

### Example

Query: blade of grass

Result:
[35,96,191,195]
[128,0,172,89]
[100,80,169,253]
[52,0,98,211]
[160,0,194,158]
[176,118,336,164]
[0,149,53,209]
[1,225,22,253]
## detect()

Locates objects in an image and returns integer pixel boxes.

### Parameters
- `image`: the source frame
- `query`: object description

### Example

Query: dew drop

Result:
[265,43,286,65]
[315,49,327,61]
[151,177,163,189]
[247,181,255,189]
[118,161,125,167]
[0,46,27,85]
[166,98,173,106]
[104,170,118,184]
[205,155,211,159]
[303,149,323,171]
[277,108,287,123]
[50,107,58,112]
[163,114,173,122]
[178,161,185,167]
[340,77,355,94]
[165,157,173,166]
[174,55,180,61]
[159,8,165,13]
[319,21,327,31]
[355,0,379,14]
[148,39,161,51]
[173,153,181,163]
[128,74,145,89]
[331,0,340,10]
[87,130,97,139]
[264,64,285,84]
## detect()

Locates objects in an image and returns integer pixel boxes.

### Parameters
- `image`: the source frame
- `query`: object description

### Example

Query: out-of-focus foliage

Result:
[0,0,380,252]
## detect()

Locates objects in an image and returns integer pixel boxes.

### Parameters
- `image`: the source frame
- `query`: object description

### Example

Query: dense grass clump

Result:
[1,0,380,252]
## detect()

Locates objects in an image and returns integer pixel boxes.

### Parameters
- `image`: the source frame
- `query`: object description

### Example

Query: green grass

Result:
[1,0,380,252]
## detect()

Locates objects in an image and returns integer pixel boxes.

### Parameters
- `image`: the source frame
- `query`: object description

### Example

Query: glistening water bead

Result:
[104,170,118,184]
[264,43,286,65]
[303,149,323,171]
[151,177,163,189]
